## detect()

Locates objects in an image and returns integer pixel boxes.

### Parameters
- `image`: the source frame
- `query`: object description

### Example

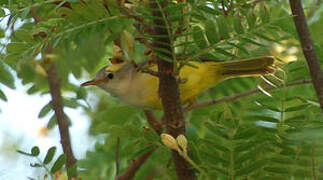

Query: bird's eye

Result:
[106,73,114,79]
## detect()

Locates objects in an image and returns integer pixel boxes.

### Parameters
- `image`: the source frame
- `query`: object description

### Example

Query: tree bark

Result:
[116,149,156,180]
[31,7,77,177]
[149,0,197,179]
[289,0,323,110]
[47,63,77,177]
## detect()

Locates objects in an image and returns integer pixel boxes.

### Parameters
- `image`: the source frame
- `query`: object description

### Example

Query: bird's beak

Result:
[81,79,104,86]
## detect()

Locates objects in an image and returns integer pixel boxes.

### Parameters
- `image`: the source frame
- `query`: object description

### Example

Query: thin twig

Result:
[139,68,161,77]
[289,0,323,110]
[116,148,156,180]
[221,0,228,16]
[31,8,77,178]
[115,137,120,177]
[185,79,312,111]
[144,110,163,135]
[47,63,77,176]
[149,0,197,178]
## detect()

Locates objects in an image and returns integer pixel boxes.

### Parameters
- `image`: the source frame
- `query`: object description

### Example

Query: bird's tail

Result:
[215,56,276,79]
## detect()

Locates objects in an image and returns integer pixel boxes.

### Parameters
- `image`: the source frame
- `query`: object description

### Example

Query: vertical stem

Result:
[149,0,196,179]
[230,148,234,180]
[31,9,77,178]
[289,0,323,110]
[115,137,120,177]
[47,63,77,178]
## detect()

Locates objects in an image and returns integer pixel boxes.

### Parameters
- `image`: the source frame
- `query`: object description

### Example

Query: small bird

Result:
[81,56,275,109]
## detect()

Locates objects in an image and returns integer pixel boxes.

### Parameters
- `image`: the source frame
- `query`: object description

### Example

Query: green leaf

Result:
[255,101,281,112]
[76,88,87,99]
[205,20,219,44]
[50,154,66,174]
[284,104,309,112]
[254,32,277,42]
[94,106,138,126]
[215,48,236,58]
[192,26,208,49]
[16,149,33,156]
[0,29,4,38]
[244,115,279,123]
[0,88,7,101]
[0,8,5,17]
[43,147,57,164]
[21,7,30,19]
[241,37,265,47]
[234,127,258,139]
[31,146,40,156]
[30,163,42,167]
[155,52,174,62]
[150,47,172,56]
[247,11,256,28]
[260,5,270,23]
[188,141,201,164]
[67,163,77,178]
[236,159,268,176]
[233,14,244,34]
[38,103,52,118]
[63,98,79,108]
[142,129,159,142]
[108,125,138,137]
[47,115,57,129]
[271,156,293,164]
[217,16,230,39]
[264,167,289,175]
[6,42,29,54]
[0,61,15,89]
[27,85,39,95]
[228,42,249,55]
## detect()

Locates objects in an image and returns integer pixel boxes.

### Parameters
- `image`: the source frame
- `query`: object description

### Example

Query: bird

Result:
[81,56,276,109]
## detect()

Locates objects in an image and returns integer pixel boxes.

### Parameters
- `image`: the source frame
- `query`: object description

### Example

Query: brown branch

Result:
[149,0,197,179]
[221,0,228,16]
[116,148,156,180]
[139,68,161,77]
[113,111,160,180]
[144,110,163,134]
[185,79,312,111]
[289,0,323,110]
[31,8,77,178]
[47,63,77,177]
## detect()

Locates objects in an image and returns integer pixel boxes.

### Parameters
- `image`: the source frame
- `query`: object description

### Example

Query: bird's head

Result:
[81,57,129,93]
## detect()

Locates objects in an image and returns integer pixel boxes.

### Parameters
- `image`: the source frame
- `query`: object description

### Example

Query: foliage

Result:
[17,146,71,179]
[0,0,322,179]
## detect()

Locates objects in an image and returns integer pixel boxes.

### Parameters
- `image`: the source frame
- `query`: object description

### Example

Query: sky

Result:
[0,73,95,180]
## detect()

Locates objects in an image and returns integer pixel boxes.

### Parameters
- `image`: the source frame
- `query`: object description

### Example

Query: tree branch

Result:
[31,8,77,178]
[116,148,156,180]
[47,63,77,177]
[185,79,312,111]
[149,0,197,179]
[289,0,323,109]
[144,110,163,135]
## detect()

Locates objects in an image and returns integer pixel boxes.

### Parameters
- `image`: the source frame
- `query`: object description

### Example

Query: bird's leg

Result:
[184,98,198,111]
[175,75,187,84]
